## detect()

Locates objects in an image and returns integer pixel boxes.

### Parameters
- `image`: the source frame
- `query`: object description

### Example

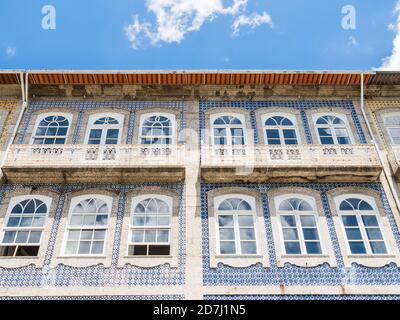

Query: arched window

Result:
[129,195,172,256]
[63,196,111,256]
[214,195,257,255]
[139,114,174,145]
[85,114,123,145]
[336,195,387,255]
[262,114,299,145]
[314,114,352,145]
[383,113,400,145]
[31,114,71,145]
[211,115,246,146]
[0,196,51,257]
[277,196,322,255]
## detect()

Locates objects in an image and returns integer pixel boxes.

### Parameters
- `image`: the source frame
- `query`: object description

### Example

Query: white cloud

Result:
[5,46,16,57]
[125,0,272,49]
[232,12,272,36]
[378,1,400,70]
[348,36,358,46]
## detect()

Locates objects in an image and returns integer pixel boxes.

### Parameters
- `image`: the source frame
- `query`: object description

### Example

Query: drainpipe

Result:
[359,73,400,214]
[0,72,29,174]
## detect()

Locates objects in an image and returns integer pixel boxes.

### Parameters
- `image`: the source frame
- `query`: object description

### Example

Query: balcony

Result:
[388,146,400,181]
[201,144,382,183]
[2,144,186,184]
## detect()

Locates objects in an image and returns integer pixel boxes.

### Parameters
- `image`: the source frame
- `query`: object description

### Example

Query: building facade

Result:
[0,71,400,300]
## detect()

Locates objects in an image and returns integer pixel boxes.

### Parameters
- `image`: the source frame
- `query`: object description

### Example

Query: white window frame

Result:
[335,194,389,256]
[383,113,400,145]
[210,113,247,146]
[214,194,259,256]
[30,112,73,145]
[275,195,324,256]
[0,195,52,257]
[128,194,173,256]
[84,113,124,145]
[138,113,176,145]
[61,194,112,257]
[261,113,301,145]
[312,113,354,145]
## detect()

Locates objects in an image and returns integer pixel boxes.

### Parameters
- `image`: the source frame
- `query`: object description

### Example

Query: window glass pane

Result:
[219,228,235,240]
[365,228,383,240]
[132,215,145,226]
[300,215,316,227]
[132,230,144,242]
[231,128,243,137]
[81,230,93,240]
[362,215,379,227]
[342,215,358,227]
[28,231,41,243]
[70,215,83,226]
[267,139,281,145]
[282,228,299,241]
[91,242,104,254]
[65,242,78,255]
[218,215,234,227]
[144,230,157,242]
[83,215,96,226]
[106,129,119,139]
[320,137,334,144]
[220,242,236,254]
[238,215,253,227]
[32,217,45,227]
[318,128,332,137]
[388,128,400,144]
[280,215,296,227]
[20,217,33,227]
[95,215,108,225]
[266,130,279,139]
[7,217,20,227]
[337,137,351,144]
[284,242,301,254]
[283,129,296,139]
[78,241,91,254]
[68,231,80,241]
[303,228,319,240]
[157,230,169,243]
[349,242,367,254]
[370,242,387,254]
[2,231,16,243]
[89,129,102,139]
[232,137,245,145]
[15,231,29,243]
[241,242,257,254]
[345,228,363,240]
[305,242,322,254]
[239,228,256,240]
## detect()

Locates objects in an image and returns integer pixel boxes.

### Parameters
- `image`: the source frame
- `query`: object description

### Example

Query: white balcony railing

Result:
[201,144,381,168]
[4,144,186,168]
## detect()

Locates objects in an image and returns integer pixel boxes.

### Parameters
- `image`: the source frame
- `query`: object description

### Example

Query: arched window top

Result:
[72,197,109,214]
[383,113,400,125]
[316,115,346,125]
[278,197,314,212]
[215,194,255,211]
[11,198,47,215]
[339,197,374,211]
[133,197,170,214]
[265,116,294,126]
[93,117,119,125]
[213,115,243,125]
[38,115,69,127]
[142,115,172,127]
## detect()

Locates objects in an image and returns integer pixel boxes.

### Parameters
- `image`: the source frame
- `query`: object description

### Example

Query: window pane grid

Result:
[65,228,106,255]
[280,212,322,255]
[341,212,387,255]
[264,117,299,145]
[217,212,257,255]
[213,116,245,146]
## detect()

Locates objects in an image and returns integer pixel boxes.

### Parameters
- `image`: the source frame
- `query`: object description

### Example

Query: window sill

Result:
[0,256,42,268]
[211,255,268,268]
[277,254,336,268]
[343,254,400,268]
[119,255,178,268]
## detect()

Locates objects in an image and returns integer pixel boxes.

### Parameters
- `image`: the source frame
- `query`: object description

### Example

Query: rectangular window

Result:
[217,214,257,255]
[280,215,321,255]
[341,214,387,255]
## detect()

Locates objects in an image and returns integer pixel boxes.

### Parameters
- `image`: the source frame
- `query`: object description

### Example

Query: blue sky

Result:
[0,0,399,70]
